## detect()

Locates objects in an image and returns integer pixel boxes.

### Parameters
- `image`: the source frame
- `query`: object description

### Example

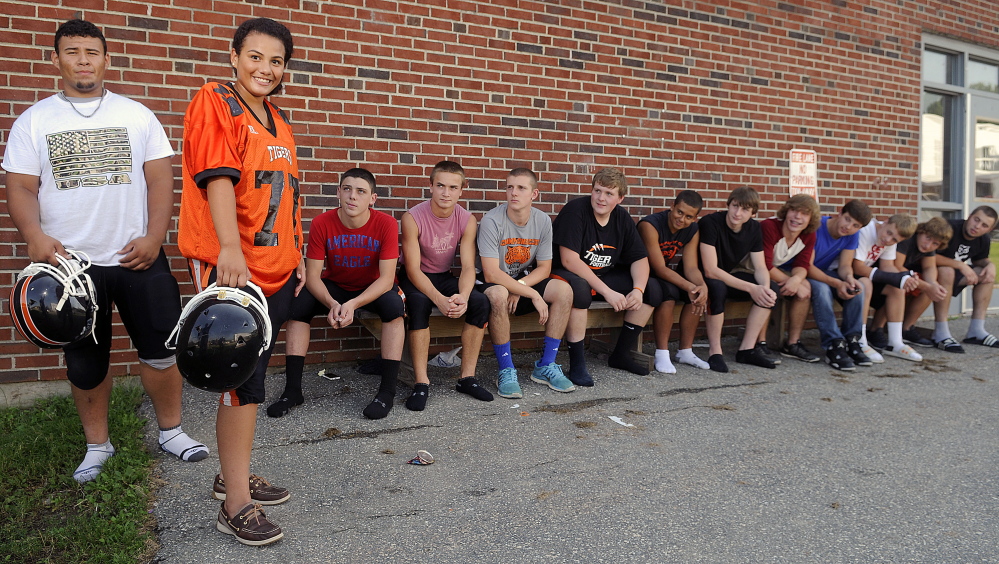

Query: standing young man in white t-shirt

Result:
[2,19,207,483]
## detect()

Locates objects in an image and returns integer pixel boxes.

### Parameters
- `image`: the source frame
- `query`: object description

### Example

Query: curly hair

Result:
[776,194,821,235]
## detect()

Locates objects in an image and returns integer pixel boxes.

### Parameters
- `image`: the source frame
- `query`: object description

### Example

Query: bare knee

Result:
[484,285,509,310]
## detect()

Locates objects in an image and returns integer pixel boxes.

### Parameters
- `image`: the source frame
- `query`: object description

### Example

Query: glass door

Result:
[968,96,999,312]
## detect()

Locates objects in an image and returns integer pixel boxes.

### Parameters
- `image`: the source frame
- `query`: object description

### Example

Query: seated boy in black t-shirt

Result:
[867,217,951,350]
[550,167,664,385]
[638,190,710,373]
[926,206,998,351]
[698,187,779,372]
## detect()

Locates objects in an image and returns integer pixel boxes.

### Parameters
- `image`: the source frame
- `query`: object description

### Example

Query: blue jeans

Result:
[809,273,864,350]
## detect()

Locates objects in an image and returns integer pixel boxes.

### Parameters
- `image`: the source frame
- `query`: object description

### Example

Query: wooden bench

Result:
[356,299,757,386]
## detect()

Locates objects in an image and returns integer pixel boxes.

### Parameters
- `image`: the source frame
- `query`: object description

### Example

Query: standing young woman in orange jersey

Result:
[178,18,303,546]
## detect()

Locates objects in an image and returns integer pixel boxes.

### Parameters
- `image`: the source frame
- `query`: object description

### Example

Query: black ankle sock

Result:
[567,340,593,386]
[363,360,400,419]
[456,377,494,401]
[708,353,729,373]
[406,383,430,411]
[608,353,650,376]
[363,390,395,419]
[266,395,303,418]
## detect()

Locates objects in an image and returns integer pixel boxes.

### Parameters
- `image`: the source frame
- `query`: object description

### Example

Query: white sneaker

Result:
[861,344,884,364]
[883,344,922,362]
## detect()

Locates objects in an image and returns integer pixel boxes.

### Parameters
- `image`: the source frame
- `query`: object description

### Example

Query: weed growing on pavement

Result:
[0,385,157,564]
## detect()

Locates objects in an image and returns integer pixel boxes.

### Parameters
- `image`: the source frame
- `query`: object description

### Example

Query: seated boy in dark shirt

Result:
[551,167,663,385]
[638,190,710,373]
[698,187,779,373]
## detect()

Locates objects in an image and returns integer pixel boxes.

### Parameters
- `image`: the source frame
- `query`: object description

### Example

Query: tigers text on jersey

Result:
[179,82,302,296]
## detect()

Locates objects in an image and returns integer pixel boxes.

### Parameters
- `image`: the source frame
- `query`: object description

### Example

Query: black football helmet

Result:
[10,250,98,349]
[166,282,272,393]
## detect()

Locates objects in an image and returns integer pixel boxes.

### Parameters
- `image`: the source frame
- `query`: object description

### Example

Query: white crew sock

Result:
[655,349,676,374]
[676,348,709,369]
[860,324,869,347]
[74,440,114,483]
[887,321,904,349]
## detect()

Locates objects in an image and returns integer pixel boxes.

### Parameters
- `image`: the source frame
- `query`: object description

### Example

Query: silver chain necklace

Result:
[58,89,106,118]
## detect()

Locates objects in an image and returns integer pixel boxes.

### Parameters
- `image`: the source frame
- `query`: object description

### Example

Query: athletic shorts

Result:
[477,278,554,316]
[188,261,297,406]
[398,270,489,330]
[64,251,182,391]
[648,276,691,304]
[290,279,405,323]
[703,271,780,316]
[550,267,664,310]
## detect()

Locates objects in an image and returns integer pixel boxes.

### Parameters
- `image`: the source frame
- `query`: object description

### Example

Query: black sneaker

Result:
[902,327,934,347]
[846,335,873,367]
[736,347,776,369]
[824,340,856,371]
[217,502,283,546]
[213,474,290,506]
[780,341,820,363]
[756,342,781,365]
[867,327,888,351]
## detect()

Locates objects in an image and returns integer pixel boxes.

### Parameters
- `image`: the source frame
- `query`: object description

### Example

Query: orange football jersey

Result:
[179,82,302,296]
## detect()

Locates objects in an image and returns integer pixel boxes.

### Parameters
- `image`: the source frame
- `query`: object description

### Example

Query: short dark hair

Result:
[341,167,377,193]
[232,18,294,95]
[55,19,106,54]
[673,190,703,212]
[970,205,999,232]
[508,167,538,190]
[840,199,872,227]
[431,160,466,185]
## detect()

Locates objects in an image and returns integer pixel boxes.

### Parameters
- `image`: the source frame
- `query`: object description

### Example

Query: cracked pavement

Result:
[147,316,999,562]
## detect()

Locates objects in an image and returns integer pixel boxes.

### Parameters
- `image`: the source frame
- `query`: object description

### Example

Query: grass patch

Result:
[0,384,158,564]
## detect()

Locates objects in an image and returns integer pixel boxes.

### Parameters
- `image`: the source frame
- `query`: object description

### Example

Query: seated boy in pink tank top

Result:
[399,160,493,410]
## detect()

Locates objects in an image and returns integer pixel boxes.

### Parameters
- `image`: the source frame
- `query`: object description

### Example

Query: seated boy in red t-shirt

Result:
[269,168,405,420]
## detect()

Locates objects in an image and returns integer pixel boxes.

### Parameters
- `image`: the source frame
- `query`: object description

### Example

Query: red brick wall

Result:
[2,0,998,383]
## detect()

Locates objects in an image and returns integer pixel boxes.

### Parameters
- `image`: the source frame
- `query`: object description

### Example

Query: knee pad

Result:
[140,355,177,371]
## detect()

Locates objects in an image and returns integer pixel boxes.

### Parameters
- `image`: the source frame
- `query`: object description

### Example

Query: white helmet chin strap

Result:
[165,281,272,356]
[17,249,98,343]
[18,249,97,312]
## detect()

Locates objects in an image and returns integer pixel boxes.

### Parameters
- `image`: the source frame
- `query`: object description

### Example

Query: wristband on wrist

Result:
[633,287,644,293]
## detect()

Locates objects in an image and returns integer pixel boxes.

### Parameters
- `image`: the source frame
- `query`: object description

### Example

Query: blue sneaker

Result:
[530,362,576,393]
[497,367,522,399]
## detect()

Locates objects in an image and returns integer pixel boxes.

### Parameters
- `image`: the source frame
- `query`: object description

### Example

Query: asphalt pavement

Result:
[146,316,999,563]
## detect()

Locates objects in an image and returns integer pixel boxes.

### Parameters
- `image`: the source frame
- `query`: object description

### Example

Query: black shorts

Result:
[192,267,297,406]
[649,276,691,304]
[477,278,554,316]
[871,281,890,311]
[550,268,664,310]
[399,270,490,330]
[64,251,182,391]
[290,279,405,323]
[704,271,780,316]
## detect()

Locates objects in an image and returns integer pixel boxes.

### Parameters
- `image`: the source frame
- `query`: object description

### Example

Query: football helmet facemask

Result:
[166,282,272,393]
[10,250,98,349]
